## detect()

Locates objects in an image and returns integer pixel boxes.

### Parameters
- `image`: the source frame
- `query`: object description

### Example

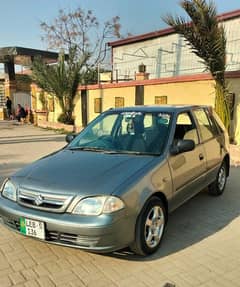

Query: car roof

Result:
[106,105,210,113]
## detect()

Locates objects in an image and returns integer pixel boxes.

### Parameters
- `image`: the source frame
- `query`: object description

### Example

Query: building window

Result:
[94,98,102,113]
[155,96,167,105]
[115,97,124,108]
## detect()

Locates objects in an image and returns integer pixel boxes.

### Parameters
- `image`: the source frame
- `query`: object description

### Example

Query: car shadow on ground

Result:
[107,167,240,262]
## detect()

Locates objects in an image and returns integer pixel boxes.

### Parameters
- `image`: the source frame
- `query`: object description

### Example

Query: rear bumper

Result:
[0,195,135,253]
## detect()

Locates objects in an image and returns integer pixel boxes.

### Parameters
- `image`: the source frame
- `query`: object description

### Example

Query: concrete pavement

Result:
[0,120,240,287]
[0,121,65,183]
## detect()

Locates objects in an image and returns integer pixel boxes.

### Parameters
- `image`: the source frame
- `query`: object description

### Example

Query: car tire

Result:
[130,196,166,256]
[208,161,227,196]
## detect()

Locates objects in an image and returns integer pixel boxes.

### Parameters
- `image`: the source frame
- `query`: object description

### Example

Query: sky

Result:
[0,0,239,50]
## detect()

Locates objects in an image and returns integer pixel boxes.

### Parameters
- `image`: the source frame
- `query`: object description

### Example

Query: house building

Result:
[0,47,59,120]
[80,8,239,143]
[108,10,240,81]
[1,11,240,144]
[35,9,240,144]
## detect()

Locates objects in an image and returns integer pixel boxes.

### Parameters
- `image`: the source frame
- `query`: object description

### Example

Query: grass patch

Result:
[40,126,72,134]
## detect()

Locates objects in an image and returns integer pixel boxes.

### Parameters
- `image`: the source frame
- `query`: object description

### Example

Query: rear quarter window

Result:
[212,110,225,133]
[193,108,219,141]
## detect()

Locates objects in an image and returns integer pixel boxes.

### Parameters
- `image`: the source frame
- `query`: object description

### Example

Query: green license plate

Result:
[20,218,45,240]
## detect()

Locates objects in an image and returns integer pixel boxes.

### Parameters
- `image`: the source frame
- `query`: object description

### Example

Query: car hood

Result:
[13,149,154,196]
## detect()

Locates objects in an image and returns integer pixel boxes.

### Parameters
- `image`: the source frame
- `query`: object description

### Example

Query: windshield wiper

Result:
[120,151,160,156]
[68,147,124,154]
[68,147,160,156]
[68,146,106,152]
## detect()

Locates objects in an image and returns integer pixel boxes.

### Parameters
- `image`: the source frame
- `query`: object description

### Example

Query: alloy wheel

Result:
[144,206,165,248]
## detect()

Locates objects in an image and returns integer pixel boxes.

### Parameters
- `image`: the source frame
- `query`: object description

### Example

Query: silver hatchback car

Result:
[0,105,230,255]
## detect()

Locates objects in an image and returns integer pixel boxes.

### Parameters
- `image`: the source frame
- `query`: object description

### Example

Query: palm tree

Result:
[32,46,89,124]
[163,0,230,128]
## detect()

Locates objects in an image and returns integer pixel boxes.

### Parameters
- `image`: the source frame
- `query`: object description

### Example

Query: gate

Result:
[12,92,31,112]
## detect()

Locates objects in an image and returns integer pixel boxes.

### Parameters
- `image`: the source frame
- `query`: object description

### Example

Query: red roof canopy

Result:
[108,9,240,48]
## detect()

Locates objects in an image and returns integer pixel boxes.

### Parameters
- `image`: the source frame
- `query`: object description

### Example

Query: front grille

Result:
[48,231,78,243]
[4,218,20,231]
[18,188,73,213]
[3,218,99,248]
[47,231,99,247]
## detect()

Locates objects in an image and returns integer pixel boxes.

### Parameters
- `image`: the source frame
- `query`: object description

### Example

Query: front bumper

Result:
[0,195,135,253]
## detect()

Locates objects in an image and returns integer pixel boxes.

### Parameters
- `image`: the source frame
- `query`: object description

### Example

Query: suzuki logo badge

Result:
[35,194,44,206]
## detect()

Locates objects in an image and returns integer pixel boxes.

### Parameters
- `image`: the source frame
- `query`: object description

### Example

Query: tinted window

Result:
[212,110,225,133]
[193,108,218,141]
[205,109,220,135]
[174,112,199,144]
[69,111,172,155]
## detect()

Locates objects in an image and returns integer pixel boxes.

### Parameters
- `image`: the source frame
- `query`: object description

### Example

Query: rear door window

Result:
[193,108,218,142]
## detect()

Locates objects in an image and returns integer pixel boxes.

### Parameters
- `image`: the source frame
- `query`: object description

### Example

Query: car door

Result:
[168,111,207,211]
[192,107,223,185]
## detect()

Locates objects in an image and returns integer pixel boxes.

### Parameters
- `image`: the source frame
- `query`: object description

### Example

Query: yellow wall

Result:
[0,107,4,120]
[73,91,82,127]
[144,80,215,106]
[32,78,240,144]
[226,78,240,145]
[88,86,135,122]
[88,89,101,121]
[35,91,62,123]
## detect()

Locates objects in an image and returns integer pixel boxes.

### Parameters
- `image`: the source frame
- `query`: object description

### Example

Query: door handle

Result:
[199,153,204,160]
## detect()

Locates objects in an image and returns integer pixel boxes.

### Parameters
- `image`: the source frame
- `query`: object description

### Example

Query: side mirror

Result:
[65,134,76,143]
[170,139,195,155]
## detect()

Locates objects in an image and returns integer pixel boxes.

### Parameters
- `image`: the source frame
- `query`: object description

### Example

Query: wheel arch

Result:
[224,154,230,177]
[141,191,169,222]
[130,191,169,255]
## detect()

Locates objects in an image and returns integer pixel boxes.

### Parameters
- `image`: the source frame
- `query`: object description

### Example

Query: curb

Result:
[230,144,240,167]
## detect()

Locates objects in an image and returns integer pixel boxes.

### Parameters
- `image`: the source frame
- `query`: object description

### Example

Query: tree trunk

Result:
[214,81,230,130]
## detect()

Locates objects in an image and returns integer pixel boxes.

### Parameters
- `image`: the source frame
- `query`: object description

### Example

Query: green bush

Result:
[57,113,74,125]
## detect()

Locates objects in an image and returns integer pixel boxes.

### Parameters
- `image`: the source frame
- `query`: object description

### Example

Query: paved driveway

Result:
[0,121,240,287]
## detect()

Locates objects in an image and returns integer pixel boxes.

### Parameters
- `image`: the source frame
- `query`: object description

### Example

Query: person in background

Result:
[16,104,26,123]
[5,96,12,120]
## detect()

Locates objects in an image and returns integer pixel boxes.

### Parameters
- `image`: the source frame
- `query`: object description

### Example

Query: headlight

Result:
[72,196,124,216]
[1,180,17,201]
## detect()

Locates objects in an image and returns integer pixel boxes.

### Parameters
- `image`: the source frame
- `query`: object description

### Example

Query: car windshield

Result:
[68,111,172,155]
